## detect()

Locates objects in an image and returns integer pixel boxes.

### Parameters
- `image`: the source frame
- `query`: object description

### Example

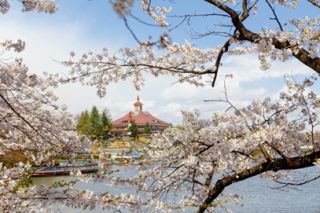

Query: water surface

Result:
[32,166,320,212]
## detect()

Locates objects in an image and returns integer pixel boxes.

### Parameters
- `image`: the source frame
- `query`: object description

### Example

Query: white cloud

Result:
[221,55,312,82]
[161,84,201,100]
[156,102,183,120]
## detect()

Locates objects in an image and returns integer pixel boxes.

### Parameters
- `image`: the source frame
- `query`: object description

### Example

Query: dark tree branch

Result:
[204,0,320,74]
[130,14,161,27]
[307,0,320,8]
[168,13,230,19]
[212,37,234,87]
[272,174,320,189]
[123,18,143,45]
[241,0,249,20]
[0,93,57,146]
[169,13,230,32]
[264,141,287,159]
[169,16,188,32]
[196,150,320,212]
[231,150,253,159]
[265,0,284,31]
[191,29,233,39]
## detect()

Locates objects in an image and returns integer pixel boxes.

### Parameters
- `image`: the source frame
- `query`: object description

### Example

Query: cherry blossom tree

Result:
[0,0,320,212]
[0,1,80,212]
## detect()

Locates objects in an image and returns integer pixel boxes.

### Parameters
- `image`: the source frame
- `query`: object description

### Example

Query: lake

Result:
[32,166,320,213]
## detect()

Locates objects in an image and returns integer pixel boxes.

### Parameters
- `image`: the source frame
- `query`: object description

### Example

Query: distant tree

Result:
[128,121,138,139]
[77,107,112,141]
[101,109,112,140]
[143,122,151,134]
[89,106,102,140]
[76,110,92,137]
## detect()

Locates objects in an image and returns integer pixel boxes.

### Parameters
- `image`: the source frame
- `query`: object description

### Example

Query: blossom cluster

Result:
[61,42,221,97]
[255,16,319,69]
[110,0,135,18]
[140,0,171,27]
[0,0,56,14]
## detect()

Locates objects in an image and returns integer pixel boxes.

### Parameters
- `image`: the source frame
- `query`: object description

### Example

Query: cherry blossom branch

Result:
[197,150,320,213]
[0,93,57,147]
[204,0,320,74]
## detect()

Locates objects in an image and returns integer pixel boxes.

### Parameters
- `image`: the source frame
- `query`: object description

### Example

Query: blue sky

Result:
[0,1,318,124]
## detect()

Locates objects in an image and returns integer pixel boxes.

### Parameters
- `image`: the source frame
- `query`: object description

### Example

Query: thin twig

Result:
[265,0,283,31]
[123,18,143,45]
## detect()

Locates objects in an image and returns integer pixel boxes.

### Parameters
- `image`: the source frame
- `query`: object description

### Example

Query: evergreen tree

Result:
[101,110,112,140]
[89,106,102,140]
[76,107,112,141]
[144,122,151,134]
[128,121,138,138]
[76,110,92,137]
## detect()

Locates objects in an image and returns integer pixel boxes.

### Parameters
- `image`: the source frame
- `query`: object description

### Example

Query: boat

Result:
[32,163,98,177]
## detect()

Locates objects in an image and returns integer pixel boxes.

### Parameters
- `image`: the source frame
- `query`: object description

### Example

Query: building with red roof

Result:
[111,96,171,135]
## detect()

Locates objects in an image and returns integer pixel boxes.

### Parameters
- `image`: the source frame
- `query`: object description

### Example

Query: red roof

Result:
[112,111,170,126]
